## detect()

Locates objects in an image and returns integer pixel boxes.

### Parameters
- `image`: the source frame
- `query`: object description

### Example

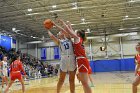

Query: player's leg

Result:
[5,76,8,86]
[57,70,66,93]
[19,78,25,93]
[69,70,76,93]
[79,72,92,93]
[132,76,140,93]
[4,80,14,93]
[3,76,8,86]
[88,74,94,87]
[1,76,5,87]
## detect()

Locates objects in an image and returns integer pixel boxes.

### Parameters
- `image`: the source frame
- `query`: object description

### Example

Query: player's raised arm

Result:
[44,19,60,45]
[47,31,60,45]
[57,19,78,39]
[53,22,68,35]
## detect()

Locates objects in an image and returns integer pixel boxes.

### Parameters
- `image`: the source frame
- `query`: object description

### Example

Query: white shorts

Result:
[1,70,8,77]
[60,55,76,72]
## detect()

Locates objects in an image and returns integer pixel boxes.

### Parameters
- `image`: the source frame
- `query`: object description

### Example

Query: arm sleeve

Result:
[19,62,26,75]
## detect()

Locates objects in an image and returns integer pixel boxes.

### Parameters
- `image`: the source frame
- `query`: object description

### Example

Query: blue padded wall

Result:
[90,58,135,72]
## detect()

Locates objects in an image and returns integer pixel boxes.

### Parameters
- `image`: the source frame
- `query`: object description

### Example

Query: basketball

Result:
[43,19,54,29]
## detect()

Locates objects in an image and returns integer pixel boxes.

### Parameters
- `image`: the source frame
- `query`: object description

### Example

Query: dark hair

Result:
[77,30,87,42]
[10,54,20,64]
[1,55,7,61]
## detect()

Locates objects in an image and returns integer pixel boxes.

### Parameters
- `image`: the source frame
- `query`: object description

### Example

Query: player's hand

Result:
[51,21,55,25]
[57,19,64,24]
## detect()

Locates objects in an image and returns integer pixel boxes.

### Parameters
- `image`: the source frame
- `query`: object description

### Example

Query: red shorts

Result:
[77,58,90,73]
[137,71,140,76]
[10,72,22,81]
[88,67,92,74]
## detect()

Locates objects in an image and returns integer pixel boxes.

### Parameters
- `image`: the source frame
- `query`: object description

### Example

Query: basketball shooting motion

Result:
[53,19,92,93]
[44,19,76,93]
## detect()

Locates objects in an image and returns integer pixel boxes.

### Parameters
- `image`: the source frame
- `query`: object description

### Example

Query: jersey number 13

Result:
[64,43,69,50]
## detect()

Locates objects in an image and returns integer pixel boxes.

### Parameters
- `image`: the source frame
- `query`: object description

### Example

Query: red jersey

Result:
[73,37,86,57]
[10,60,26,75]
[135,54,140,64]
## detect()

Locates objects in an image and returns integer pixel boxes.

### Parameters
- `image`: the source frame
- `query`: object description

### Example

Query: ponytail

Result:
[77,30,87,42]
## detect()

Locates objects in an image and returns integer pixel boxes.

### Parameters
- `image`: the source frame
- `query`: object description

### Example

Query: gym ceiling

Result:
[0,0,140,42]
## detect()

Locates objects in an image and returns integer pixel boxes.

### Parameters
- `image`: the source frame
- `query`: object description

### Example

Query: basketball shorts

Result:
[0,70,8,77]
[60,55,76,72]
[137,71,140,76]
[10,72,22,81]
[76,57,90,73]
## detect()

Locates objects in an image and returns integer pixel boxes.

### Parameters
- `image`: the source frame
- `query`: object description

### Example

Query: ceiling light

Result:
[52,5,57,8]
[125,15,129,18]
[26,13,39,15]
[72,2,77,6]
[12,28,16,31]
[85,28,91,33]
[71,24,75,25]
[80,22,87,24]
[81,18,85,21]
[27,8,32,12]
[129,32,137,35]
[87,28,90,32]
[49,10,62,13]
[111,32,137,37]
[131,27,138,30]
[129,0,135,2]
[72,6,78,9]
[33,37,36,38]
[31,36,33,37]
[118,28,124,30]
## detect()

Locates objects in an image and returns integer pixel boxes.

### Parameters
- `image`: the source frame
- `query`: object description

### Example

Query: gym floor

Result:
[0,72,137,93]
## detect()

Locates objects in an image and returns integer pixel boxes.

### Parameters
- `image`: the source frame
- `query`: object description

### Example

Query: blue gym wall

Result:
[90,58,135,72]
[0,35,12,50]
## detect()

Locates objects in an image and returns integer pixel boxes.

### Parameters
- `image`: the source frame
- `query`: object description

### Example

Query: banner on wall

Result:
[0,35,12,50]
[54,47,60,59]
[41,48,46,60]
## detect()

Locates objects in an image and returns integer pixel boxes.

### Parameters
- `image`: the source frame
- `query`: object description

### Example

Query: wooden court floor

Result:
[1,72,140,93]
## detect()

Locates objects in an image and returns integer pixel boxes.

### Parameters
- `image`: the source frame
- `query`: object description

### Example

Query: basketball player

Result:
[4,55,26,93]
[46,23,76,93]
[56,19,92,93]
[132,43,140,93]
[0,55,8,88]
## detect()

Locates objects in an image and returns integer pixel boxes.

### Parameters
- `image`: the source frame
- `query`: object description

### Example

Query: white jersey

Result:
[1,61,8,76]
[59,38,76,72]
[59,38,74,55]
[2,61,7,71]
